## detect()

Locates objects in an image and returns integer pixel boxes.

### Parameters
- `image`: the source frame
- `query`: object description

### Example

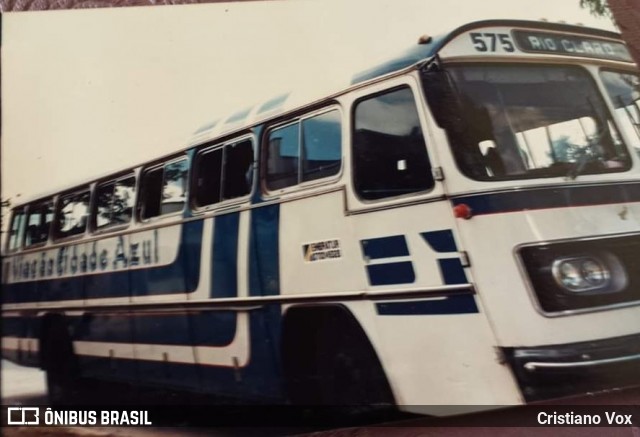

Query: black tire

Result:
[43,320,83,405]
[283,307,395,414]
[315,322,395,410]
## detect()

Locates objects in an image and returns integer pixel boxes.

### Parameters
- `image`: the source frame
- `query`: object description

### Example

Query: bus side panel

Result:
[347,201,523,408]
[3,254,39,304]
[76,235,136,383]
[130,222,201,391]
[193,206,284,401]
[279,191,366,296]
[193,214,243,395]
[243,205,284,400]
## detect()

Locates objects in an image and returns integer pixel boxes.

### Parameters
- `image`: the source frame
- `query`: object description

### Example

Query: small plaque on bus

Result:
[513,30,632,62]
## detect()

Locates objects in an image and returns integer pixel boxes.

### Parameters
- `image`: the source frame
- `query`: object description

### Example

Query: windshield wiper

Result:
[565,147,593,181]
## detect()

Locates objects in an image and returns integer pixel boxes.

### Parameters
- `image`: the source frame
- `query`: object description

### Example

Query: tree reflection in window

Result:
[95,175,135,229]
[55,191,90,239]
[161,159,188,215]
[443,65,630,181]
[140,158,189,220]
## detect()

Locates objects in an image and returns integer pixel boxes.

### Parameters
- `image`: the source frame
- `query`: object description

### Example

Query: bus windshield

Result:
[442,64,631,181]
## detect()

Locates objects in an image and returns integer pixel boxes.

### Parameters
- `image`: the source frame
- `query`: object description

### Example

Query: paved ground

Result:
[2,360,47,404]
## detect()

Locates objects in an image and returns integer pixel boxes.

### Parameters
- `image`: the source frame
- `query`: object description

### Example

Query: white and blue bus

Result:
[3,19,640,413]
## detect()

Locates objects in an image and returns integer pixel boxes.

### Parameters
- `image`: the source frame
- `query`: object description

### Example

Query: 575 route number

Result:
[470,32,515,52]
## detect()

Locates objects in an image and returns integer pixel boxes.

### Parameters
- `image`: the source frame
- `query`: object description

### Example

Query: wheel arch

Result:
[280,303,395,405]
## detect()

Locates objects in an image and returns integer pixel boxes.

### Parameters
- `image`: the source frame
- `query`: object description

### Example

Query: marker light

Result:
[453,204,473,220]
[418,35,433,45]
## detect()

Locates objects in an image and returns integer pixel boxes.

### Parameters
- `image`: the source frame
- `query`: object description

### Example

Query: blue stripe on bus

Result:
[439,258,468,285]
[78,352,281,401]
[79,355,139,384]
[73,314,131,343]
[361,235,410,260]
[366,261,415,286]
[2,220,203,303]
[451,182,640,216]
[136,359,200,391]
[244,206,284,398]
[73,307,285,400]
[0,314,234,358]
[248,204,280,297]
[2,317,29,338]
[376,293,478,315]
[191,311,237,347]
[72,312,237,347]
[211,213,240,298]
[421,230,457,253]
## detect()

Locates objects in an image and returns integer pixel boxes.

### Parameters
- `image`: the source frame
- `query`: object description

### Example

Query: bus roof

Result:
[189,19,628,146]
[350,19,625,84]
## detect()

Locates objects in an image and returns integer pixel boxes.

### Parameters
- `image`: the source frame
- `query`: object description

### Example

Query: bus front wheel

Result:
[283,306,395,411]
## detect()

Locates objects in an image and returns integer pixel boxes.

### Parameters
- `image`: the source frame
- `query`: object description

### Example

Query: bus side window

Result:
[267,123,300,190]
[55,190,90,239]
[352,87,434,201]
[266,109,342,191]
[194,148,223,207]
[301,110,342,182]
[95,174,135,229]
[7,208,26,251]
[161,159,188,215]
[223,139,254,199]
[140,157,188,219]
[24,199,54,247]
[140,167,164,219]
[193,138,254,208]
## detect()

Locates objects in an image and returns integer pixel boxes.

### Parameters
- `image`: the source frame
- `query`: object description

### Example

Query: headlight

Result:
[518,237,639,314]
[552,256,611,292]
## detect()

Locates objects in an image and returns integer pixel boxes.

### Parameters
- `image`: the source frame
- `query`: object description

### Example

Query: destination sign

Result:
[513,30,632,62]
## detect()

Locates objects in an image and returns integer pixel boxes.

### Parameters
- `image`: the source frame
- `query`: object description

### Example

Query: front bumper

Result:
[503,333,640,402]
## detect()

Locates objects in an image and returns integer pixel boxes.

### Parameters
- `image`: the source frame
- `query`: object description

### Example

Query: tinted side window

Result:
[223,139,254,199]
[25,201,54,247]
[301,110,342,182]
[353,87,433,200]
[96,182,115,228]
[55,190,90,239]
[267,123,299,190]
[140,167,163,219]
[193,139,254,208]
[140,158,189,220]
[95,175,135,229]
[194,148,223,207]
[265,109,342,191]
[8,209,26,251]
[161,159,189,215]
